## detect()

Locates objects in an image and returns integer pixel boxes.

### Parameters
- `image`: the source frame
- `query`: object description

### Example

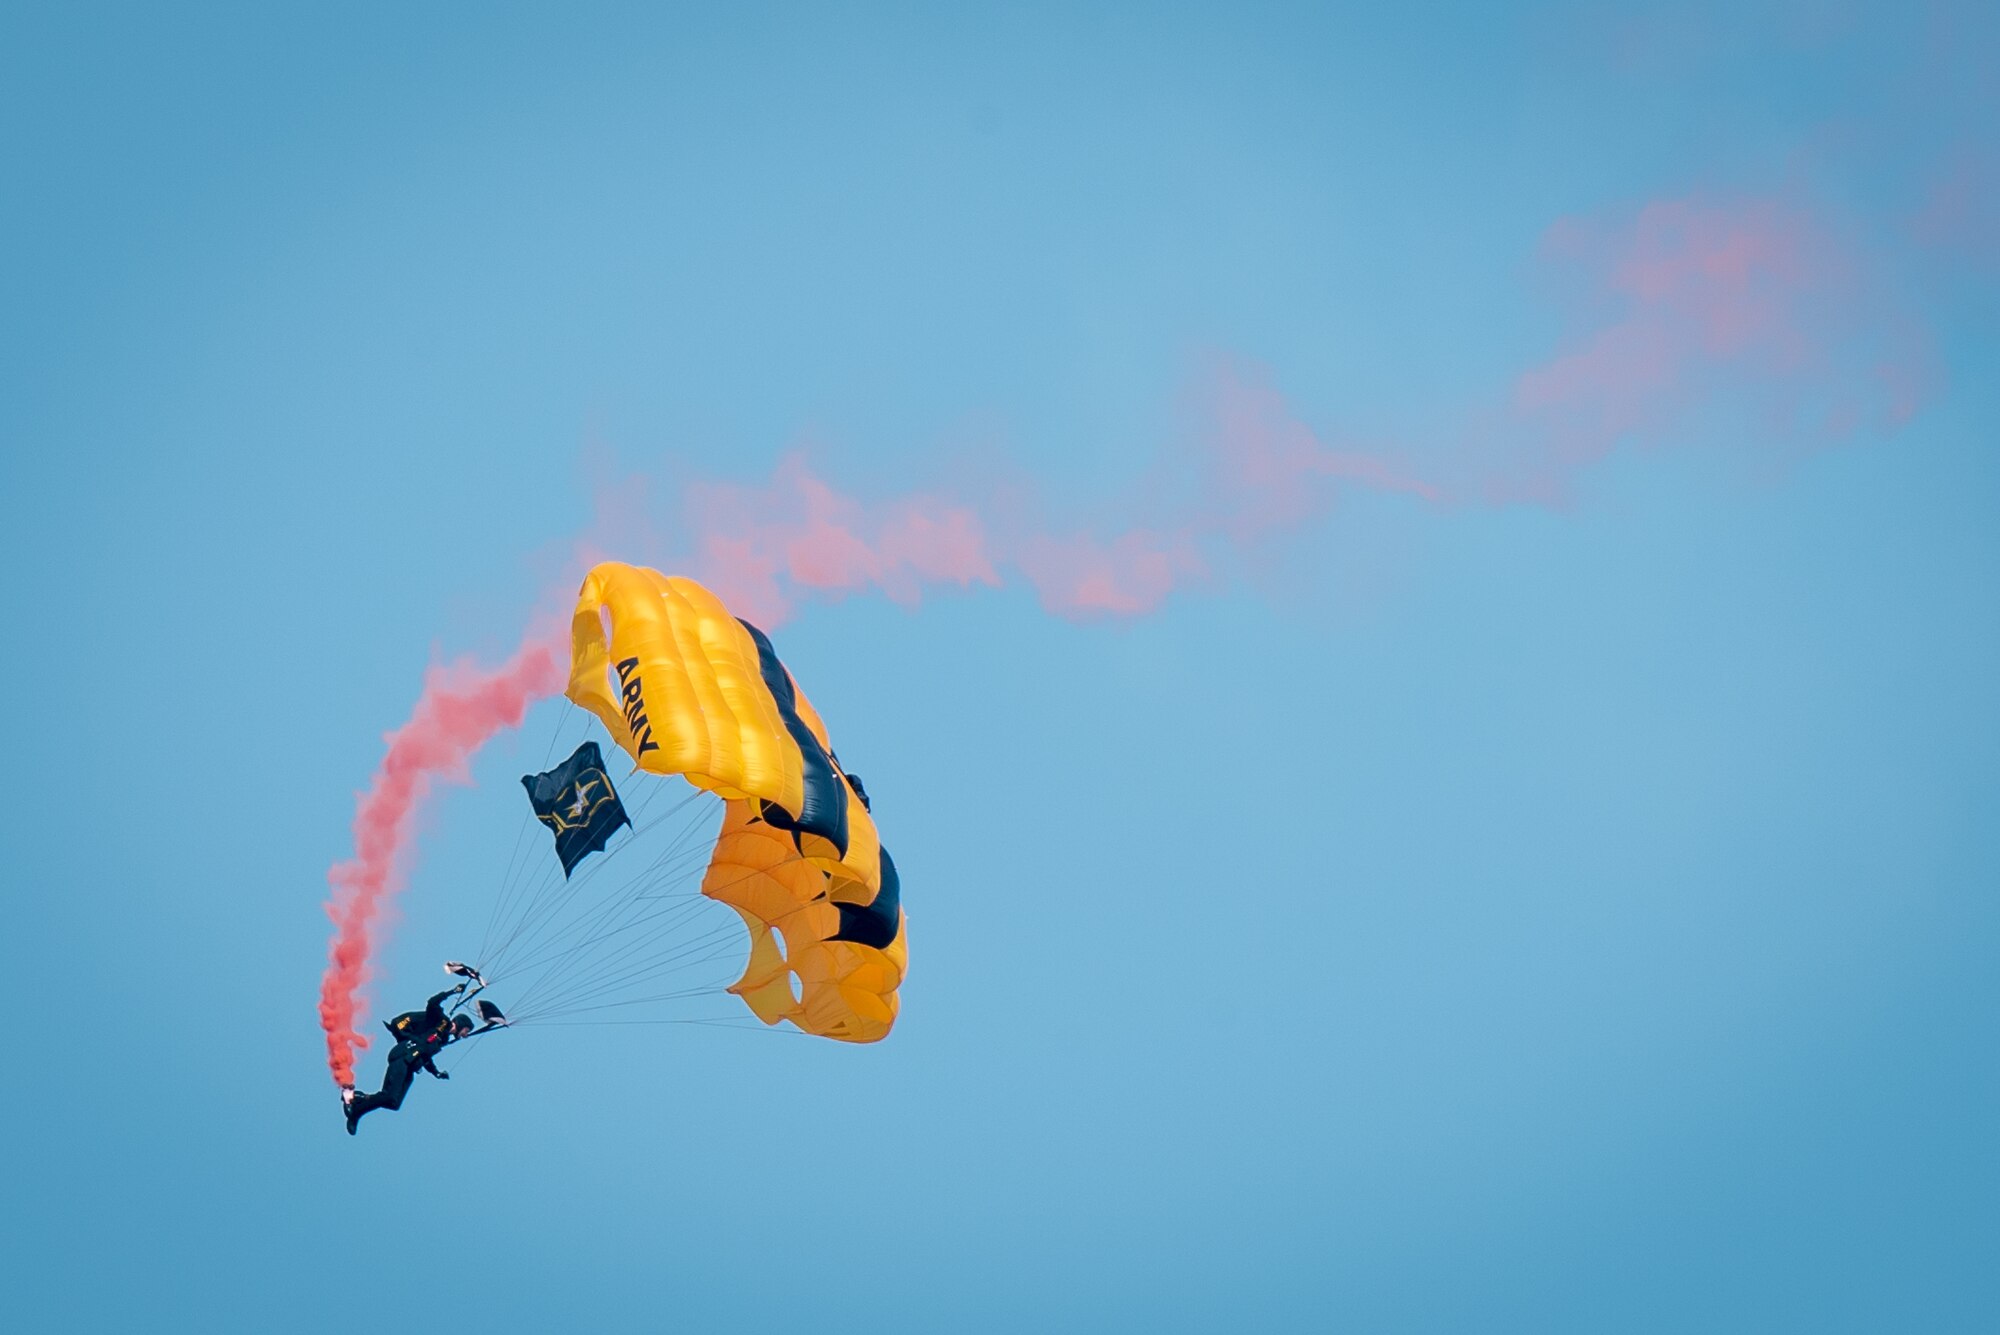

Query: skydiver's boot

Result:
[342,1086,361,1136]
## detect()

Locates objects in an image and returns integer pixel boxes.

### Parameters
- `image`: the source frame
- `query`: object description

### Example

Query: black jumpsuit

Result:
[347,989,458,1124]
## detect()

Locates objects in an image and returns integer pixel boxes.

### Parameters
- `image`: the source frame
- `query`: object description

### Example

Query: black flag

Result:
[522,741,630,877]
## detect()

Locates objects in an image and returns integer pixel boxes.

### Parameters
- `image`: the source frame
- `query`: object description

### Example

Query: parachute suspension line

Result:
[506,844,788,1001]
[468,770,877,1033]
[507,916,743,1021]
[515,984,725,1016]
[475,762,684,972]
[502,840,798,998]
[500,933,738,1024]
[492,706,611,946]
[476,700,583,967]
[492,783,712,971]
[501,812,721,978]
[501,882,714,1002]
[476,778,709,978]
[469,782,747,1025]
[496,808,736,1020]
[478,807,539,968]
[502,847,827,1022]
[509,1015,814,1037]
[516,960,746,1023]
[435,1027,497,1077]
[502,912,730,1021]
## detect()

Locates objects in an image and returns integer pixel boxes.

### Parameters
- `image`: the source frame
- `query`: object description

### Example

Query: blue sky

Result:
[4,3,1996,1331]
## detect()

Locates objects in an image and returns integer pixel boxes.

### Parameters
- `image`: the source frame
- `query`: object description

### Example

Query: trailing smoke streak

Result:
[662,361,1444,629]
[318,631,566,1086]
[1491,195,1934,500]
[647,193,1934,622]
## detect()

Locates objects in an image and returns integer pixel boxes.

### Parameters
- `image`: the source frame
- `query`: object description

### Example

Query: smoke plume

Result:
[637,192,1935,619]
[318,631,566,1086]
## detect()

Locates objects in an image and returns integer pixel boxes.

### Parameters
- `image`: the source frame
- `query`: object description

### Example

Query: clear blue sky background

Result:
[4,4,1996,1331]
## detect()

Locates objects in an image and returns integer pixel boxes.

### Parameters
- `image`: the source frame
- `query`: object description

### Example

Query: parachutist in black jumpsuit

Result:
[344,987,473,1134]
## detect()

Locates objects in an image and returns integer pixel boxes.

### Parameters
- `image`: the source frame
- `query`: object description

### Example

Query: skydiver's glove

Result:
[433,1068,450,1080]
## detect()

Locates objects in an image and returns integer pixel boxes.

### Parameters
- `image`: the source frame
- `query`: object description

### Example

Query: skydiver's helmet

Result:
[452,1014,476,1038]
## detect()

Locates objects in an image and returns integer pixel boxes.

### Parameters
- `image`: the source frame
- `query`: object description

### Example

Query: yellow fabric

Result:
[567,562,904,1042]
[569,563,803,809]
[703,800,905,1043]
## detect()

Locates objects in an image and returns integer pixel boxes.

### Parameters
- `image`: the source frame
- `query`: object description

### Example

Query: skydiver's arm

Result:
[421,987,462,1025]
[420,1053,449,1079]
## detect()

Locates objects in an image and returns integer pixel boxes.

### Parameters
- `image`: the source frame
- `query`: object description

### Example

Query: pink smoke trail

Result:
[613,194,1932,623]
[1484,194,1936,501]
[656,360,1442,627]
[318,630,567,1087]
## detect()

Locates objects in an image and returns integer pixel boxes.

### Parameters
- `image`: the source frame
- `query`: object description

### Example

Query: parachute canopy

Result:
[563,563,906,1042]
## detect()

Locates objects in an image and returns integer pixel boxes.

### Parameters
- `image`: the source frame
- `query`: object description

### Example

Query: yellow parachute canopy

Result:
[567,563,904,1042]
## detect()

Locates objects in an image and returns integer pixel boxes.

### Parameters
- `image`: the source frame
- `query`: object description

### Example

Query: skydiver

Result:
[341,983,475,1135]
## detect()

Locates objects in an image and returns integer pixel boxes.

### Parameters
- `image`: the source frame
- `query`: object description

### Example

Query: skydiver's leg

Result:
[349,1055,415,1121]
[376,1054,415,1111]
